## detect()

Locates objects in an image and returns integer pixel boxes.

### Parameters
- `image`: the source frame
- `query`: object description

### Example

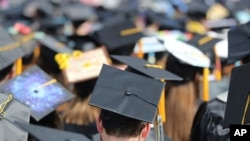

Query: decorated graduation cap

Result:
[0,65,75,121]
[89,64,165,123]
[227,21,250,65]
[133,36,167,63]
[16,122,91,141]
[38,33,73,74]
[186,34,223,80]
[164,38,211,101]
[0,91,30,141]
[55,47,111,84]
[223,63,250,128]
[92,17,143,55]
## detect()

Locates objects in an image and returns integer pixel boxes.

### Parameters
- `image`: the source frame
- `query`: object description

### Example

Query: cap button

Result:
[125,91,132,95]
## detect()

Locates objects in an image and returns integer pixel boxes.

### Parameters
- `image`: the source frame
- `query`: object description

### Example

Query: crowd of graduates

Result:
[0,0,250,141]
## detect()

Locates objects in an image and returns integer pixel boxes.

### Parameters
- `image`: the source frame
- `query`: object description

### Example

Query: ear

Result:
[96,117,104,133]
[141,123,151,139]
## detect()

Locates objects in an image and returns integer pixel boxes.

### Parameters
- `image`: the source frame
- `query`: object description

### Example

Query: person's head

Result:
[96,109,151,141]
[89,64,165,141]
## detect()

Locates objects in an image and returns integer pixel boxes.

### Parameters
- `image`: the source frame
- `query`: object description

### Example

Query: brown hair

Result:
[61,95,100,125]
[164,81,199,141]
[100,109,147,137]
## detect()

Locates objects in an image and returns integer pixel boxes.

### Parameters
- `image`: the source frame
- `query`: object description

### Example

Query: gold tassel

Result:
[15,58,22,75]
[213,47,222,81]
[158,79,166,122]
[137,39,144,59]
[120,28,141,36]
[202,68,210,101]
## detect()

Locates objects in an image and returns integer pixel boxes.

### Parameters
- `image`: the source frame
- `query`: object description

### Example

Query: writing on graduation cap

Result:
[230,125,250,140]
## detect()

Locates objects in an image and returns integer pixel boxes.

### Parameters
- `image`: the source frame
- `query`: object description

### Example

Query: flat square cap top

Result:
[111,55,182,81]
[224,63,250,128]
[89,64,165,123]
[0,92,30,141]
[92,18,143,51]
[0,26,25,70]
[227,21,250,64]
[0,65,75,121]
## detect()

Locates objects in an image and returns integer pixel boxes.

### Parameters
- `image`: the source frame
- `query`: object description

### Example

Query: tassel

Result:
[158,79,166,122]
[15,58,22,75]
[202,68,210,101]
[137,39,144,59]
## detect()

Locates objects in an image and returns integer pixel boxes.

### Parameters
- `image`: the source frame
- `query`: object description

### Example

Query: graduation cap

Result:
[0,92,30,141]
[36,0,55,17]
[38,34,73,53]
[16,122,91,141]
[133,36,166,54]
[186,0,210,20]
[111,55,182,123]
[0,26,26,71]
[92,17,143,55]
[58,47,111,84]
[111,55,182,81]
[11,33,39,65]
[164,38,211,101]
[145,9,186,31]
[202,18,238,31]
[62,2,97,23]
[0,65,75,121]
[89,64,165,123]
[227,21,250,65]
[186,34,222,68]
[133,36,167,63]
[223,63,250,128]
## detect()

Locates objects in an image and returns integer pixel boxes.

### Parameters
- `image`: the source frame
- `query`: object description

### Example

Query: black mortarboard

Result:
[227,21,250,64]
[16,122,91,141]
[60,47,111,84]
[92,17,143,55]
[186,0,210,20]
[145,9,186,31]
[223,63,250,128]
[89,64,165,123]
[0,65,75,121]
[38,34,73,53]
[36,0,55,17]
[0,91,30,141]
[62,2,97,23]
[11,33,38,65]
[0,26,25,71]
[111,55,182,81]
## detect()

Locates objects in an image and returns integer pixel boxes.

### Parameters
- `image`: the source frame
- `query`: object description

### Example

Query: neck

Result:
[100,133,144,141]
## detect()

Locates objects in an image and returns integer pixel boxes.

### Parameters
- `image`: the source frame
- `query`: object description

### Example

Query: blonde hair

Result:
[61,95,100,125]
[164,81,199,141]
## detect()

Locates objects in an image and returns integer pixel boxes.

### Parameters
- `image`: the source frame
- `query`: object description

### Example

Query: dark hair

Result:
[0,64,13,81]
[165,54,202,85]
[100,110,147,138]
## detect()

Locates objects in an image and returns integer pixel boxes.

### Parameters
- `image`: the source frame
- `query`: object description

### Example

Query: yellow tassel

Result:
[120,28,141,36]
[213,47,222,81]
[137,39,144,59]
[203,68,210,101]
[15,58,22,75]
[158,81,166,122]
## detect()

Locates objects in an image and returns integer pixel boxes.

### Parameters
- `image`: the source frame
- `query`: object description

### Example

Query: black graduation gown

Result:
[190,93,230,141]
